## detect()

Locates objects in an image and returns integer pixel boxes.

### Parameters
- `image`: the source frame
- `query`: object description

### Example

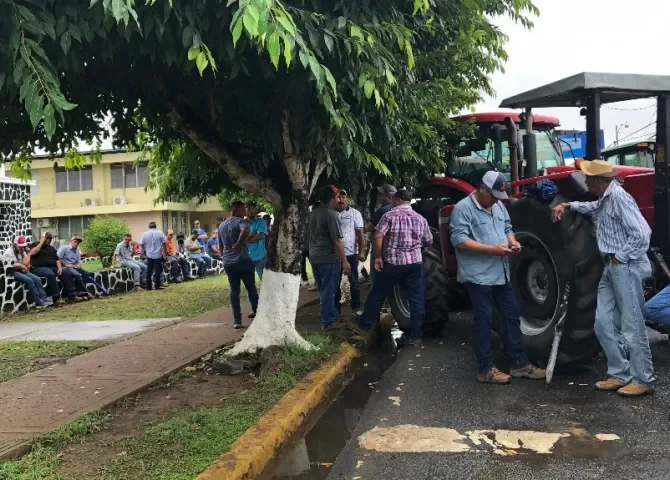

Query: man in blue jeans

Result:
[552,160,653,396]
[219,201,259,328]
[365,184,396,287]
[352,190,431,344]
[308,185,351,331]
[139,222,167,291]
[337,191,365,315]
[451,171,545,384]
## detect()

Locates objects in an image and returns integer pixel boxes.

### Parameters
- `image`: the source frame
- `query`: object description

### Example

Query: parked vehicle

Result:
[601,139,656,168]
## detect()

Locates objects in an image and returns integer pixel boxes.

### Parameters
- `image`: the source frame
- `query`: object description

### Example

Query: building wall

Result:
[0,181,32,250]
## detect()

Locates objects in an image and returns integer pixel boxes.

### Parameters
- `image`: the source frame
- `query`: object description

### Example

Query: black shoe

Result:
[248,312,256,319]
[157,286,167,290]
[233,322,242,329]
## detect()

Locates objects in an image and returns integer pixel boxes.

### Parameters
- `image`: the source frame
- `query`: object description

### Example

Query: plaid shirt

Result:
[376,205,432,265]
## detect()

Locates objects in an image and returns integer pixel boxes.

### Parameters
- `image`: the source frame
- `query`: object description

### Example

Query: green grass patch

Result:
[80,260,104,273]
[4,276,233,323]
[0,334,342,480]
[0,411,113,480]
[0,341,103,383]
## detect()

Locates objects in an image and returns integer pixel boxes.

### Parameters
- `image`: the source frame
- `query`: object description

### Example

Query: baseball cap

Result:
[191,228,199,234]
[14,235,27,247]
[43,231,53,239]
[377,184,397,195]
[193,220,200,224]
[482,171,509,200]
[71,235,82,243]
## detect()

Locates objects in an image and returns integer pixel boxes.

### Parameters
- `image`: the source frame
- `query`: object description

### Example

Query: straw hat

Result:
[578,159,620,178]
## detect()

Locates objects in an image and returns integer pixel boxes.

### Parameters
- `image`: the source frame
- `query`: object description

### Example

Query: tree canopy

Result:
[0,0,537,270]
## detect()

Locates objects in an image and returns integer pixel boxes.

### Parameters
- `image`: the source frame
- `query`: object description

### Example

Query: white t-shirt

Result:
[338,207,364,256]
[3,247,24,264]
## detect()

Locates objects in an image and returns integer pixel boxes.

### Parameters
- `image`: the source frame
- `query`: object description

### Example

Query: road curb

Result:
[196,342,359,480]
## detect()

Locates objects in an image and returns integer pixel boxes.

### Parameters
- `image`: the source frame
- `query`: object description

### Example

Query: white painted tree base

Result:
[228,269,313,356]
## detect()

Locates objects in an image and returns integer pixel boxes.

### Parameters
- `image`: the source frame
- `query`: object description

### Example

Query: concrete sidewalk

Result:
[0,290,319,459]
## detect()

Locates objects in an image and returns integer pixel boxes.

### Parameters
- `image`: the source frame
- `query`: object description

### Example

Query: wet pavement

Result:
[322,313,670,480]
[0,319,182,341]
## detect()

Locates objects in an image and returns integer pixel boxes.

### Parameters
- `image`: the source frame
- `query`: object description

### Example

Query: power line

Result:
[618,121,656,142]
[604,103,656,112]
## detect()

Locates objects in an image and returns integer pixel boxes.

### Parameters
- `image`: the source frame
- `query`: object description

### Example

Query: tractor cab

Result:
[449,112,563,185]
[601,139,656,168]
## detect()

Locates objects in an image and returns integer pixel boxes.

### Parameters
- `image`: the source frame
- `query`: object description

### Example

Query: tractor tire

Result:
[506,195,602,367]
[390,245,450,337]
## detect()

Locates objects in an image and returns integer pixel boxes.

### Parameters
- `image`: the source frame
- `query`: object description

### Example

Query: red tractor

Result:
[391,72,670,367]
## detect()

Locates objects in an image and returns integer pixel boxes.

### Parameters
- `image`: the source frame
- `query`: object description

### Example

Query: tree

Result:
[0,0,537,353]
[217,188,274,214]
[82,216,131,268]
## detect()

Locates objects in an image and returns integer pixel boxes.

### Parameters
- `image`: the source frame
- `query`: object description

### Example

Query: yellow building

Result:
[27,150,226,241]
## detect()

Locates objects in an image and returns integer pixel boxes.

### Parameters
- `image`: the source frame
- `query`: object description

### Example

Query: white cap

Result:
[482,171,509,199]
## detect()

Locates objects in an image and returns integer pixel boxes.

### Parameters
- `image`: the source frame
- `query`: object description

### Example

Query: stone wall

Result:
[0,256,226,314]
[0,182,32,251]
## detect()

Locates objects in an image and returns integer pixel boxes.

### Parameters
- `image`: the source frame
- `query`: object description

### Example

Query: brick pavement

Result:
[0,289,319,459]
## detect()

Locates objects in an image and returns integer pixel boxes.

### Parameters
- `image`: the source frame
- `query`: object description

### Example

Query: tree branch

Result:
[168,106,283,209]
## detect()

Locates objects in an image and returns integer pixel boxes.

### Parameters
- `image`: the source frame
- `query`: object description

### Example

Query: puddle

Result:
[271,325,403,479]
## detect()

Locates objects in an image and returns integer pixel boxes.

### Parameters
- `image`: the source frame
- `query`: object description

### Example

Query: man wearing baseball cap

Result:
[450,170,545,385]
[4,235,50,308]
[552,160,654,396]
[58,235,99,299]
[364,184,397,287]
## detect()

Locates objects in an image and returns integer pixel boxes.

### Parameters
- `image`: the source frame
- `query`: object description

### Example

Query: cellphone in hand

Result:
[511,246,522,252]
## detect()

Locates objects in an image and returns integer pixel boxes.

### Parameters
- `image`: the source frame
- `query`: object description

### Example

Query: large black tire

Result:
[389,245,450,336]
[506,195,602,367]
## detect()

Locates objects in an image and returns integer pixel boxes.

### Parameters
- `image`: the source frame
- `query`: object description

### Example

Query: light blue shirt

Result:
[57,245,81,266]
[247,217,268,262]
[139,228,167,259]
[450,195,513,286]
[570,180,650,262]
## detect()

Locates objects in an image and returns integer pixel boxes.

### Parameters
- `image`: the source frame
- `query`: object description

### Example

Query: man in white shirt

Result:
[337,190,365,315]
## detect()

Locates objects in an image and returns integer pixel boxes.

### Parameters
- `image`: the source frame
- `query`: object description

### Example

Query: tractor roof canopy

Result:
[499,72,670,108]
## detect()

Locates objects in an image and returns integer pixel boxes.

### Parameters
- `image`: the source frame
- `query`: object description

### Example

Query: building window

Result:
[161,212,168,233]
[56,215,95,241]
[30,170,39,194]
[110,162,149,189]
[180,212,186,235]
[55,166,93,193]
[171,212,178,233]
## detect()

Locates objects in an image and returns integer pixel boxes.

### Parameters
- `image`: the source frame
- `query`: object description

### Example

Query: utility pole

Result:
[615,122,629,145]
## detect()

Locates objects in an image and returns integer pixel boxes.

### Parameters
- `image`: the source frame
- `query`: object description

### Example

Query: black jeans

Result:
[225,258,259,323]
[31,266,62,300]
[145,257,163,290]
[336,254,361,310]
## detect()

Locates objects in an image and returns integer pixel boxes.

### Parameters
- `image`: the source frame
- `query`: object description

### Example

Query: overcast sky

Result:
[478,0,669,147]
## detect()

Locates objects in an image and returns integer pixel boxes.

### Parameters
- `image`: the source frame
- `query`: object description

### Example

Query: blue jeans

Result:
[60,267,85,299]
[359,262,424,339]
[166,256,189,279]
[225,258,259,323]
[253,256,266,280]
[201,253,212,270]
[190,254,207,277]
[31,266,62,300]
[595,259,654,386]
[313,262,342,328]
[644,285,670,326]
[13,271,48,303]
[120,259,146,286]
[465,282,530,374]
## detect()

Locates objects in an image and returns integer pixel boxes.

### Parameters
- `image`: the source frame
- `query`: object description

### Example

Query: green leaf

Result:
[0,72,5,90]
[242,5,259,37]
[29,93,44,128]
[324,34,334,53]
[322,66,336,95]
[68,24,82,42]
[405,40,415,69]
[281,33,292,66]
[50,93,77,111]
[196,51,208,75]
[23,79,37,107]
[15,5,37,24]
[187,46,200,61]
[13,57,26,85]
[60,32,71,54]
[232,18,244,46]
[43,103,56,139]
[350,24,363,40]
[90,0,100,6]
[308,56,323,90]
[181,25,195,48]
[56,15,67,36]
[111,0,124,22]
[267,31,280,68]
[275,11,295,36]
[413,0,423,15]
[364,80,374,98]
[337,17,346,29]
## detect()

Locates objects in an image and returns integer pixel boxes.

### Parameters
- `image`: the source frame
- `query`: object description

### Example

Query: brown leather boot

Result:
[477,368,511,385]
[617,382,655,397]
[510,364,546,380]
[595,377,629,391]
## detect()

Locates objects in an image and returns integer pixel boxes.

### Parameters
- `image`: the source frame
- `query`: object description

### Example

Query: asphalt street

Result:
[327,312,670,480]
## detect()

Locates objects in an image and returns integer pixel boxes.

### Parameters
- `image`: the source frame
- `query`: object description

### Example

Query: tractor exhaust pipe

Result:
[504,116,519,194]
[523,108,538,178]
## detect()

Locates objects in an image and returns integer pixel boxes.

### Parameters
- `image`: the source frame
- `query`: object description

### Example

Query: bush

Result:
[82,217,130,268]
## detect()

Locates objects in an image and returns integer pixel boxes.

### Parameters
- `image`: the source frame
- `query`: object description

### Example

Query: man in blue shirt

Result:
[139,222,167,291]
[451,171,545,385]
[246,202,268,279]
[218,201,259,328]
[193,220,212,269]
[552,160,653,397]
[206,230,221,260]
[56,236,92,300]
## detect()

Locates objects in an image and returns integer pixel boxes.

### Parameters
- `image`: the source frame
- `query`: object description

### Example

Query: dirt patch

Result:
[57,369,254,478]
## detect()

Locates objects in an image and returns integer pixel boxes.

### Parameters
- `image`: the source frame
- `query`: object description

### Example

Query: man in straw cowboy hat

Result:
[551,160,654,396]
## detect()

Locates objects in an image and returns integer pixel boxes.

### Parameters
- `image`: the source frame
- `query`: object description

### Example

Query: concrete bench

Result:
[0,256,226,314]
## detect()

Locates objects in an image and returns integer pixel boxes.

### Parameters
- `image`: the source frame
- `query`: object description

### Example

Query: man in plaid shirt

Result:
[353,189,432,344]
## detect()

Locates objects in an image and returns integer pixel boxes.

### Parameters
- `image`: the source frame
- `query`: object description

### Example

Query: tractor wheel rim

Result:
[526,259,549,304]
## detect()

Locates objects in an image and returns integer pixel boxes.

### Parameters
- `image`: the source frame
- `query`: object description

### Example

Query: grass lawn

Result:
[0,341,105,383]
[5,275,233,323]
[80,260,104,273]
[0,333,341,480]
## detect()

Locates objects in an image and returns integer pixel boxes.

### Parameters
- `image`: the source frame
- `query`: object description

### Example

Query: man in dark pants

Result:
[336,190,366,315]
[219,201,259,328]
[352,190,431,345]
[308,185,351,330]
[365,184,397,286]
[139,221,167,291]
[450,171,545,384]
[28,232,71,305]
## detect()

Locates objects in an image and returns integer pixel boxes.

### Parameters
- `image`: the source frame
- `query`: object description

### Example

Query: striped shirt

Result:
[570,180,650,263]
[376,205,432,265]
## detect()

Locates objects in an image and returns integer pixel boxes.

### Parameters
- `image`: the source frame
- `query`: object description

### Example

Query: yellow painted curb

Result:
[196,343,359,480]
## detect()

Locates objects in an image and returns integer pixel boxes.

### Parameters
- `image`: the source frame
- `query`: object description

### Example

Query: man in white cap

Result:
[552,160,653,396]
[451,170,546,385]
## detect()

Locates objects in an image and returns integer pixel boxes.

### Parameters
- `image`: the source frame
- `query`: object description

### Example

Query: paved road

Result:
[329,313,670,480]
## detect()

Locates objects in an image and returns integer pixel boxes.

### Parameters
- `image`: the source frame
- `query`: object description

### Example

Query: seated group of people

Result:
[4,232,109,308]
